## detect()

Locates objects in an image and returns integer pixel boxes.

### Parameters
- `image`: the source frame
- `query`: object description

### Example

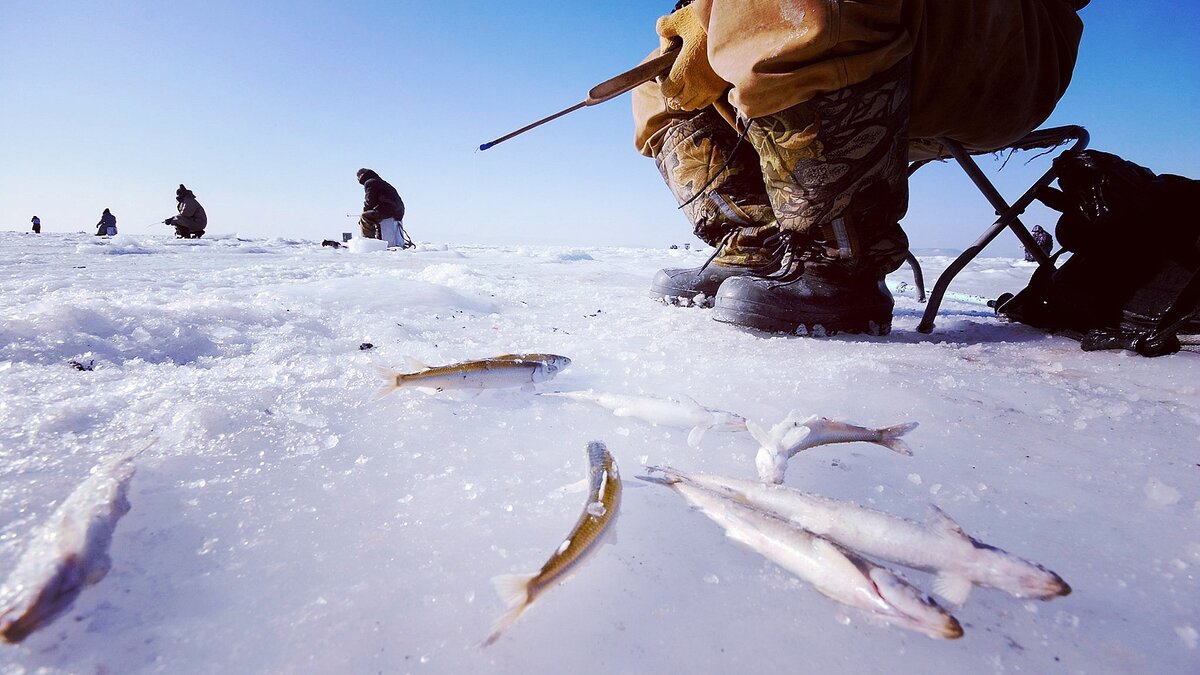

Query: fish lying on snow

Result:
[650,466,1070,605]
[640,471,961,639]
[375,353,570,398]
[0,448,142,643]
[483,441,621,647]
[542,390,746,447]
[751,412,918,484]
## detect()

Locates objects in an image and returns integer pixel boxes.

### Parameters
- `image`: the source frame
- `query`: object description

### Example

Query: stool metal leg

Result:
[915,129,1089,333]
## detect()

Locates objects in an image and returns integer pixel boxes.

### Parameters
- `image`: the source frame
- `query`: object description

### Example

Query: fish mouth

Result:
[1030,572,1071,599]
[869,569,963,640]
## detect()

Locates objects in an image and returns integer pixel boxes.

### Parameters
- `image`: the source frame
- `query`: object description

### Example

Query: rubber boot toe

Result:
[712,273,894,336]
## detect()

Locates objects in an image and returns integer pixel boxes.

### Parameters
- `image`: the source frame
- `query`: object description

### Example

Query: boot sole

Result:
[712,297,891,336]
[651,291,714,308]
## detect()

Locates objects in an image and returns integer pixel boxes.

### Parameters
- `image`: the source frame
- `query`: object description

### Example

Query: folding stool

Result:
[904,125,1090,333]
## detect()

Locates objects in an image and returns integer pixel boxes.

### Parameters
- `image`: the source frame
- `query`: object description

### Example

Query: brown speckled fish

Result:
[374,353,571,398]
[482,441,620,647]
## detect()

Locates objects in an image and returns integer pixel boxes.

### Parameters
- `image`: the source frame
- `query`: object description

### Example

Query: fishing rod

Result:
[478,46,679,152]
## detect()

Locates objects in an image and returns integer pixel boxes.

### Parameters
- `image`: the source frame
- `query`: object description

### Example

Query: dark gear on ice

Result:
[634,0,1088,335]
[30,216,40,234]
[165,185,207,238]
[95,209,117,237]
[357,169,411,248]
[1025,225,1055,262]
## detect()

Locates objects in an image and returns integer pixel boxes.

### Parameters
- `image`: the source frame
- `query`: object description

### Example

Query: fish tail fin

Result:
[491,573,535,610]
[480,602,530,648]
[876,421,918,456]
[372,366,405,400]
[638,465,684,487]
[643,465,684,482]
[480,573,536,647]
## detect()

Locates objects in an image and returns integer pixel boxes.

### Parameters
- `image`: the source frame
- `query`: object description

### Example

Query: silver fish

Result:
[640,471,962,639]
[542,390,746,447]
[751,412,917,484]
[0,449,140,643]
[483,441,621,646]
[374,353,571,398]
[650,466,1070,605]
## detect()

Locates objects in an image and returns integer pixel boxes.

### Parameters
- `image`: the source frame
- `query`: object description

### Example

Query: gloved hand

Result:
[656,4,727,111]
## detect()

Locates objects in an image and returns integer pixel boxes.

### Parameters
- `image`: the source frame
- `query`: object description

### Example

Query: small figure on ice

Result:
[356,168,411,248]
[94,208,117,237]
[164,184,206,238]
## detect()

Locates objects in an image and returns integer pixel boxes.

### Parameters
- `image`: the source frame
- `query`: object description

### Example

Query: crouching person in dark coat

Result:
[95,208,117,236]
[165,184,207,238]
[356,168,409,248]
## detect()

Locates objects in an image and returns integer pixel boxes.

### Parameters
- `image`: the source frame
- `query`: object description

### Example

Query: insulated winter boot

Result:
[713,234,896,335]
[646,107,780,306]
[651,224,784,306]
[713,61,912,334]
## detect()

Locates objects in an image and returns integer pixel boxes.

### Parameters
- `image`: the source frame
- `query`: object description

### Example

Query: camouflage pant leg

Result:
[655,108,779,266]
[746,60,912,278]
[359,215,380,240]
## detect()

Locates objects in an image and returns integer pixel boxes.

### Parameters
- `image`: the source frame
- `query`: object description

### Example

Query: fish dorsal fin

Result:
[677,394,705,411]
[927,505,968,540]
[746,419,771,447]
[403,356,430,371]
[778,425,812,453]
[933,571,974,606]
[790,412,820,425]
[686,426,706,448]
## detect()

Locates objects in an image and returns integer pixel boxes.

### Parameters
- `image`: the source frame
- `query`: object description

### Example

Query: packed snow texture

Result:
[1,232,1197,674]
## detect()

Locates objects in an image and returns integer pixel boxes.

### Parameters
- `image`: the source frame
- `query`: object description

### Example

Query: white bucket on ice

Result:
[348,237,389,253]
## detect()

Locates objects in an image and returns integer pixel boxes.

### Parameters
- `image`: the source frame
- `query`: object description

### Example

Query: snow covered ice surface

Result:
[1,231,1198,674]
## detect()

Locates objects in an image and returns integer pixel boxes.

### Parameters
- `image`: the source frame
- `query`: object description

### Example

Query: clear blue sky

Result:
[2,1,1197,253]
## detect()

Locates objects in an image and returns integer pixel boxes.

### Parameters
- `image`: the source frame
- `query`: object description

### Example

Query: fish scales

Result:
[643,472,962,639]
[482,441,620,646]
[653,466,1070,604]
[376,353,570,398]
[528,442,619,593]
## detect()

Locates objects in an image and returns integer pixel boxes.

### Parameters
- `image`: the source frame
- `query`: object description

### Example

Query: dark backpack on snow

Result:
[996,149,1200,356]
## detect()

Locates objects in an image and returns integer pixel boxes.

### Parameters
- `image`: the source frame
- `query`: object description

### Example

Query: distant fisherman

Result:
[0,447,144,643]
[164,184,207,239]
[375,353,571,398]
[483,441,621,646]
[94,208,116,237]
[356,168,411,249]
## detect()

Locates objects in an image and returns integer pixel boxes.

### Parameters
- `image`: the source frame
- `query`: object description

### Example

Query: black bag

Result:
[996,150,1200,356]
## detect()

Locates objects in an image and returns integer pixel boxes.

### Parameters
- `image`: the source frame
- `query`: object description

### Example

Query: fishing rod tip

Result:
[478,142,493,152]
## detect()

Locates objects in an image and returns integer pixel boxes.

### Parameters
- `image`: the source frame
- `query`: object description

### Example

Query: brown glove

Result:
[656,4,727,111]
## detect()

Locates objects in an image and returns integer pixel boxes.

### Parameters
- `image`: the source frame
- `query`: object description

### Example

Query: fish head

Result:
[869,567,963,640]
[754,447,787,485]
[0,556,88,644]
[538,355,572,376]
[972,541,1071,599]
